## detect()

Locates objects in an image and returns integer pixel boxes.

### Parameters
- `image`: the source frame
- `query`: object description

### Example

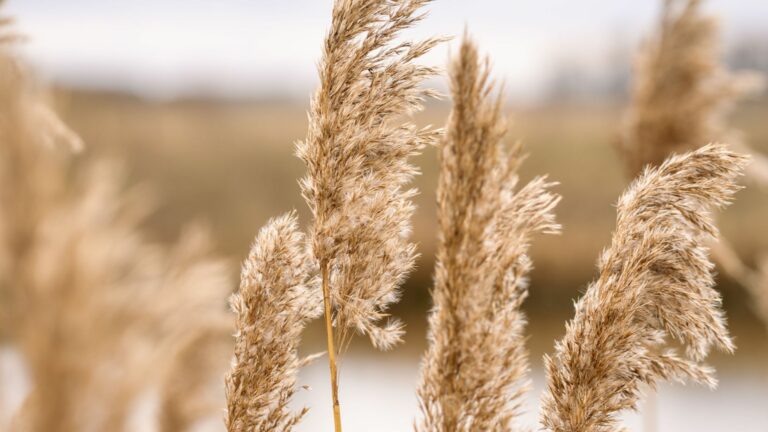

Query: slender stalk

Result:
[321,260,342,432]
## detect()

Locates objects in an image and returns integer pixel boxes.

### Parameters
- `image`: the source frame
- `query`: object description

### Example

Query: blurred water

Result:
[3,347,767,431]
[0,348,29,428]
[293,354,768,432]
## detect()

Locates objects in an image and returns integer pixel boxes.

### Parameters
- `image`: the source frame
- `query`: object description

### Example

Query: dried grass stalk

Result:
[416,36,560,432]
[296,0,442,349]
[225,213,321,432]
[540,144,747,432]
[0,17,232,431]
[619,0,762,178]
[619,0,768,337]
[296,1,442,429]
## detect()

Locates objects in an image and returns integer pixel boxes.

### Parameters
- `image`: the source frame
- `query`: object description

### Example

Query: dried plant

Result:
[295,0,441,429]
[415,35,560,432]
[0,16,232,431]
[619,0,768,336]
[619,0,762,177]
[225,213,321,432]
[297,0,442,348]
[540,144,747,432]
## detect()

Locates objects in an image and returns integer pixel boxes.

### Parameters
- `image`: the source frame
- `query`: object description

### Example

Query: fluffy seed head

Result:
[296,0,443,348]
[225,213,321,432]
[416,35,560,432]
[541,144,748,432]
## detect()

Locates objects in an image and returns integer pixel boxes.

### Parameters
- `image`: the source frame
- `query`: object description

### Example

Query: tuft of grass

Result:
[416,34,560,432]
[540,144,747,432]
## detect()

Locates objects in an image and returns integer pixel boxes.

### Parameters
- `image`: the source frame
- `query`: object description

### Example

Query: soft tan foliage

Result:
[225,213,321,432]
[620,0,768,337]
[540,144,747,432]
[296,0,442,349]
[416,36,560,432]
[619,0,761,177]
[0,21,232,431]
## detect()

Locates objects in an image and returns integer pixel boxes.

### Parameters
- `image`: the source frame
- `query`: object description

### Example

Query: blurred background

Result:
[2,0,768,430]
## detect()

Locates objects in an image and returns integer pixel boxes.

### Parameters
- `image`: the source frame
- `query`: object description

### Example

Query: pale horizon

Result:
[6,0,768,102]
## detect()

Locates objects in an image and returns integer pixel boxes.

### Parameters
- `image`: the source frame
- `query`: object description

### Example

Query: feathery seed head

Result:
[225,213,321,432]
[540,144,747,432]
[297,0,442,348]
[619,0,761,177]
[416,35,560,432]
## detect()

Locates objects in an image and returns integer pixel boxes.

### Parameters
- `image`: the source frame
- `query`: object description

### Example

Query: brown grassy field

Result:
[54,89,768,363]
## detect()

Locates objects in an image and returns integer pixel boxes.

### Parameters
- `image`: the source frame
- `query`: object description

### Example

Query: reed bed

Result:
[0,0,763,431]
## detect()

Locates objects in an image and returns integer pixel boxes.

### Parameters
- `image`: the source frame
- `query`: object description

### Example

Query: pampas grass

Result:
[620,0,768,336]
[294,0,442,429]
[225,213,321,431]
[619,0,761,177]
[416,35,560,432]
[0,14,232,431]
[540,144,747,432]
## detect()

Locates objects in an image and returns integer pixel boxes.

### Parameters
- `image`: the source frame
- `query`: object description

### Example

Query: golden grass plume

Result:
[224,213,322,432]
[540,144,747,432]
[296,0,443,349]
[620,0,768,337]
[416,35,560,432]
[619,0,762,178]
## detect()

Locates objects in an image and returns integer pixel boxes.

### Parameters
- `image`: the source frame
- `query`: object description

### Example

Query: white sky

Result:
[5,0,767,101]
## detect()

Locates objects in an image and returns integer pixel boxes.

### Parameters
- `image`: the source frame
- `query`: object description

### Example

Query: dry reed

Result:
[295,0,442,429]
[619,0,761,177]
[0,15,232,431]
[620,0,768,335]
[415,35,560,432]
[540,144,747,432]
[224,213,321,431]
[297,0,442,349]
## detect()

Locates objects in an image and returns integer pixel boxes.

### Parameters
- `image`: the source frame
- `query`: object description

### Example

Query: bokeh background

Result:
[2,0,768,430]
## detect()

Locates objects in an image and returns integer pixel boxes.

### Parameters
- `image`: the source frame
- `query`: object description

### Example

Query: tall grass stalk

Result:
[416,34,560,431]
[540,144,747,432]
[296,1,442,429]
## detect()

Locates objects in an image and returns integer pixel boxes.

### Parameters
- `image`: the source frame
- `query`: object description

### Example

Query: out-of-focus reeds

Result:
[0,13,232,432]
[620,0,768,334]
[540,144,747,432]
[619,0,761,177]
[416,35,560,432]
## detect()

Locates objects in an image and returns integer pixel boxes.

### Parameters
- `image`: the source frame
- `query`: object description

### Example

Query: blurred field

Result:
[53,90,768,365]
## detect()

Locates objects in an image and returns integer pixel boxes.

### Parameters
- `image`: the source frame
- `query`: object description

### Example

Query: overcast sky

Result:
[5,0,768,101]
